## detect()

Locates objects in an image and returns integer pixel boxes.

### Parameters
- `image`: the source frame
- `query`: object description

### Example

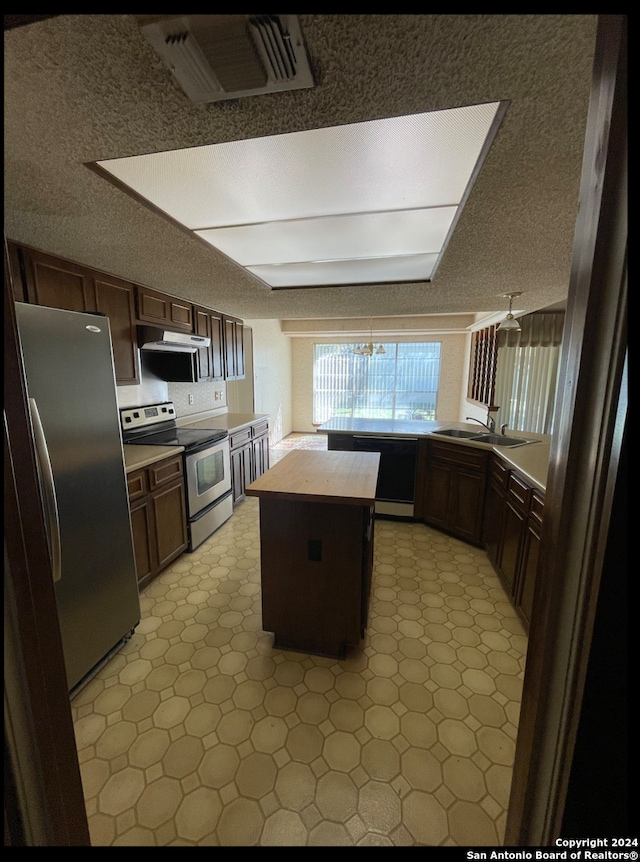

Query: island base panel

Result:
[258,499,373,659]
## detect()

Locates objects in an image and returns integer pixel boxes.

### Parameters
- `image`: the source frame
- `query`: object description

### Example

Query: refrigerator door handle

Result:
[28,398,62,583]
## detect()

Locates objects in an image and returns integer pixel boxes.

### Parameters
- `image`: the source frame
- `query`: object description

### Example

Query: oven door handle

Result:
[186,436,229,456]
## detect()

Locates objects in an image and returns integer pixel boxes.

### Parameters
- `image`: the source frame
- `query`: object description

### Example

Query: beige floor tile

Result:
[74,433,528,845]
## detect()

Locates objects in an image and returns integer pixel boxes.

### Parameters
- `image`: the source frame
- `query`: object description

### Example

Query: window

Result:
[313,342,441,425]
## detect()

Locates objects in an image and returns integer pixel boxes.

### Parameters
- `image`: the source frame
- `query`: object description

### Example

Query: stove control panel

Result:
[120,401,176,431]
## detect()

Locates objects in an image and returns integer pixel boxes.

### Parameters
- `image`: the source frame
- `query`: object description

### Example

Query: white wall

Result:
[243,319,293,444]
[290,332,473,432]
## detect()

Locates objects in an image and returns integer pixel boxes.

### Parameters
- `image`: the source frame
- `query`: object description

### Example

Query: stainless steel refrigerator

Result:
[14,302,141,695]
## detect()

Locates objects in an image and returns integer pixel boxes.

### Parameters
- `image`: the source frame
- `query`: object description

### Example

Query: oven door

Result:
[184,438,231,517]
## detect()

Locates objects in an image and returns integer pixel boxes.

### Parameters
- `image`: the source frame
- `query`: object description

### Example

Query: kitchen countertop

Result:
[317,418,551,493]
[246,449,380,506]
[183,412,269,434]
[123,444,185,473]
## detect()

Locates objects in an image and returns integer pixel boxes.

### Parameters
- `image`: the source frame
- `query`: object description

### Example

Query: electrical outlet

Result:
[188,394,194,405]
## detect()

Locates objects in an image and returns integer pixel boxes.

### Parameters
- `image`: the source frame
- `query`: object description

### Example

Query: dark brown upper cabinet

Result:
[223,313,245,380]
[193,305,225,381]
[136,285,193,332]
[15,244,140,385]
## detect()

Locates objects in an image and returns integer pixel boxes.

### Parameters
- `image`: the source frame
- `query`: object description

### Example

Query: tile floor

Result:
[72,434,528,846]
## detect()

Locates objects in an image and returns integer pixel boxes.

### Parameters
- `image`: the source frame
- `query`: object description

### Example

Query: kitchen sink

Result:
[433,429,482,438]
[471,434,536,447]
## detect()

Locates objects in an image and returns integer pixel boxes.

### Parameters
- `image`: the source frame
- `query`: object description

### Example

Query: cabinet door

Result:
[483,478,505,566]
[231,443,252,505]
[234,320,245,378]
[129,496,157,585]
[93,274,140,385]
[518,522,540,627]
[193,307,225,381]
[22,247,96,312]
[6,241,25,301]
[252,433,270,481]
[517,490,544,627]
[209,310,225,380]
[151,479,188,570]
[223,314,245,380]
[422,461,452,530]
[449,467,486,545]
[137,285,193,331]
[500,500,526,596]
[194,306,213,380]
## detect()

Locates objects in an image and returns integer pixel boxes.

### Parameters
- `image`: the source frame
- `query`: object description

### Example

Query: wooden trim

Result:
[467,325,498,408]
[505,15,627,845]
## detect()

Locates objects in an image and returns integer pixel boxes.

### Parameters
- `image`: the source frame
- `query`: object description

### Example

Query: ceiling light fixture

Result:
[496,292,523,332]
[354,319,386,356]
[93,101,506,291]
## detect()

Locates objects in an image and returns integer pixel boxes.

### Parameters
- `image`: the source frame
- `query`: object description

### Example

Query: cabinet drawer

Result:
[507,472,531,513]
[429,440,489,471]
[127,468,148,500]
[529,490,545,528]
[252,420,269,438]
[230,427,252,449]
[148,455,184,490]
[490,454,509,488]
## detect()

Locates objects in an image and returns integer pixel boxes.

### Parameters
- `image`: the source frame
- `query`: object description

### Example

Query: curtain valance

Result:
[497,312,565,348]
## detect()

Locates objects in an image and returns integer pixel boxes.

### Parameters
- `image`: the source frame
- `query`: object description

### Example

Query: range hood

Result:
[139,327,210,353]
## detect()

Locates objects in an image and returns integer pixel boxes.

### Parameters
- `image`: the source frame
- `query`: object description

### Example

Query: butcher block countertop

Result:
[246,450,381,506]
[123,444,184,473]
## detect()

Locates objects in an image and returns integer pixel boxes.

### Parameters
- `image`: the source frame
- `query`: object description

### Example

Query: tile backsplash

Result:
[168,380,227,419]
[116,370,168,409]
[116,363,227,420]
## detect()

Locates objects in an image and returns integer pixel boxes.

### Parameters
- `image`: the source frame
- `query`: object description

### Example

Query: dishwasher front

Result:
[351,436,418,518]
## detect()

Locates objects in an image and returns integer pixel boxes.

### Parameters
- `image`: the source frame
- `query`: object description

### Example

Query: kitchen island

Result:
[246,449,380,659]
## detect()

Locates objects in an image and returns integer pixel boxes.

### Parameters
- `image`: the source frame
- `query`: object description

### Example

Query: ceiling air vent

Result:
[141,14,314,103]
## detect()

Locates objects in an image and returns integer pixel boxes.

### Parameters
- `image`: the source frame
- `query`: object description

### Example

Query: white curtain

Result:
[494,344,562,434]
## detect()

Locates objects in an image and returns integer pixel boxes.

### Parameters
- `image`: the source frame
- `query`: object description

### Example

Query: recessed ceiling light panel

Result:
[94,101,506,290]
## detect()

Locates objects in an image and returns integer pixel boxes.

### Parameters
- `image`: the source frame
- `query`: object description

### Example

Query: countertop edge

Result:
[182,413,269,434]
[123,444,185,473]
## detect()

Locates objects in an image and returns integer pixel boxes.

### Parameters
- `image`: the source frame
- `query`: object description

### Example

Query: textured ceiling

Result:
[4,14,598,321]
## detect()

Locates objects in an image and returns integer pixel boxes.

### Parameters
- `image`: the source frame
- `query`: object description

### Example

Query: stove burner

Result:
[126,427,228,450]
[120,401,228,451]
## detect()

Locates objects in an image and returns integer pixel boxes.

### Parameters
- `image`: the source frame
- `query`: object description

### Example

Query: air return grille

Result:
[141,14,314,103]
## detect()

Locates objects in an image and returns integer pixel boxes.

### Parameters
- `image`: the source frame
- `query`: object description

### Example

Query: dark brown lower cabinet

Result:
[418,440,488,545]
[483,456,545,631]
[258,499,375,658]
[252,426,270,480]
[127,454,188,589]
[516,491,544,627]
[230,420,270,505]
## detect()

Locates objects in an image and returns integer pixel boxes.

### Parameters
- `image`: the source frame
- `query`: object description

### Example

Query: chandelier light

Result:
[354,318,386,356]
[496,292,523,332]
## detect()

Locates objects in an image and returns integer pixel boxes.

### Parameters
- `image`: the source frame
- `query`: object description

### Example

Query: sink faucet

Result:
[500,423,509,435]
[465,416,496,433]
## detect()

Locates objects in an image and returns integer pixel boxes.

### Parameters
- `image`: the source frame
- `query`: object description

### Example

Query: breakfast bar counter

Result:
[246,449,380,658]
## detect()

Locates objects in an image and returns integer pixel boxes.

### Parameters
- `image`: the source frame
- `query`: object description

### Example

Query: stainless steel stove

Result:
[120,402,233,551]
